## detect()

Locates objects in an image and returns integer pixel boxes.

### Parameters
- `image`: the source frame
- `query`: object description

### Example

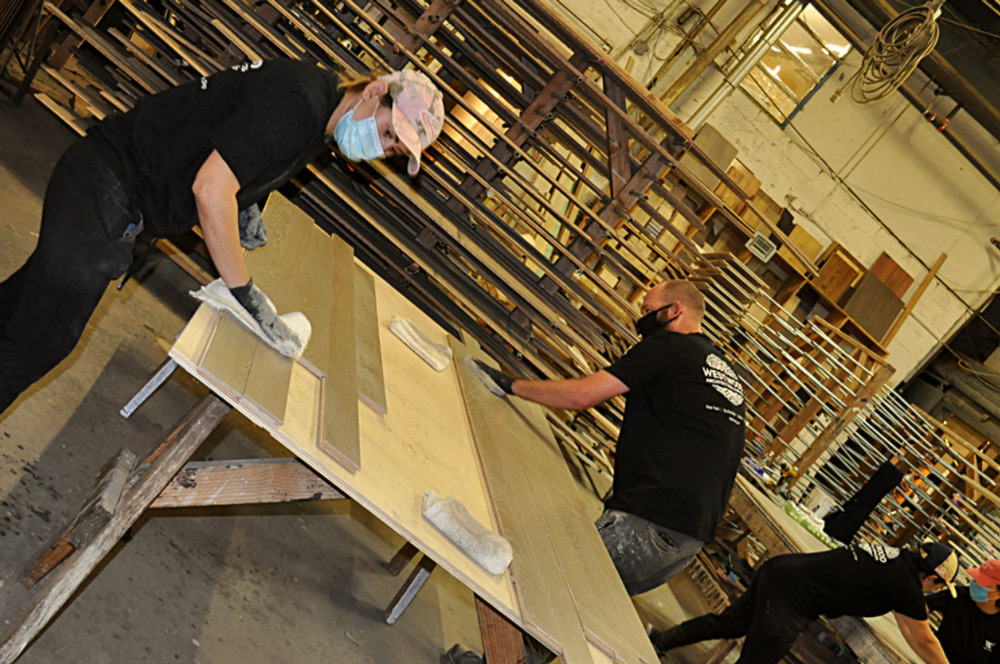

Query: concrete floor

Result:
[0,94,715,663]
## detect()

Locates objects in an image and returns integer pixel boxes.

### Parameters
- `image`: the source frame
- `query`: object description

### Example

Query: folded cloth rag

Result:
[423,490,512,575]
[190,279,311,359]
[390,316,452,371]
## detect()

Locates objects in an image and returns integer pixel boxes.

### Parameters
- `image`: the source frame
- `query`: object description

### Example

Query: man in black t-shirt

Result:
[649,541,959,664]
[927,558,1000,663]
[0,59,444,416]
[473,280,746,595]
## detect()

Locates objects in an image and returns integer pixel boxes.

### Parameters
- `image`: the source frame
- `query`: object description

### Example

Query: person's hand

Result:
[229,279,302,357]
[472,359,516,395]
[238,203,267,249]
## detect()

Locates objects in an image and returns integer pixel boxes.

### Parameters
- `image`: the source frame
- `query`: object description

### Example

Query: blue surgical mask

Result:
[971,580,991,602]
[333,100,385,162]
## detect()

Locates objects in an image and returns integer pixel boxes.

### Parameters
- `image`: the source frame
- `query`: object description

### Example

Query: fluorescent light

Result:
[825,43,850,57]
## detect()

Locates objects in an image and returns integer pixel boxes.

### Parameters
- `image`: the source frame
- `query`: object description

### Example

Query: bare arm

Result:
[511,370,628,410]
[192,149,248,288]
[893,612,950,664]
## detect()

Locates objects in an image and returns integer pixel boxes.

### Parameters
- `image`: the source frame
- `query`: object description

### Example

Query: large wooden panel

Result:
[843,273,905,342]
[813,250,862,303]
[452,339,657,664]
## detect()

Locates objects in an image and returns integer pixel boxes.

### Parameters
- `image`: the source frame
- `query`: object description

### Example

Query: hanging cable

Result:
[849,0,944,103]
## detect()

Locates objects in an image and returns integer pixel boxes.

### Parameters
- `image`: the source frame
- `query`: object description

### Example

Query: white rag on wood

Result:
[190,279,312,359]
[422,490,512,576]
[389,316,452,371]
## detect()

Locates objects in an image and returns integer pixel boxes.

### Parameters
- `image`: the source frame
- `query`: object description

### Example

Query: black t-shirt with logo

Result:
[604,329,745,541]
[927,587,1000,663]
[760,544,928,620]
[87,59,343,237]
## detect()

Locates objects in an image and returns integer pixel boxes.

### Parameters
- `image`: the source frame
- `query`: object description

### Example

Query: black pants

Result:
[0,138,140,415]
[655,559,811,664]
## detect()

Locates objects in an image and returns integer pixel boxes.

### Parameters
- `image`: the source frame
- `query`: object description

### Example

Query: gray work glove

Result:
[238,203,267,249]
[472,359,516,395]
[229,279,302,357]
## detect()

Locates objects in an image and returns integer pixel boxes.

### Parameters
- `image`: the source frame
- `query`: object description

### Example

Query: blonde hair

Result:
[337,68,388,93]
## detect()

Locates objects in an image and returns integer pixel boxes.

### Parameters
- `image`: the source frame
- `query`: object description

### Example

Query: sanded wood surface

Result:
[170,278,519,625]
[354,264,387,415]
[319,232,360,471]
[452,339,657,664]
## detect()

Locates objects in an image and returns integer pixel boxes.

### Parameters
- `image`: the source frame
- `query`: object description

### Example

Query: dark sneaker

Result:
[441,643,485,664]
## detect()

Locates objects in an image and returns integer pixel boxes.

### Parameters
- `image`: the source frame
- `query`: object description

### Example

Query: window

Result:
[740,5,851,124]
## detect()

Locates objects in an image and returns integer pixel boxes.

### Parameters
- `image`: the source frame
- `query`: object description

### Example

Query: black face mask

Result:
[635,304,672,338]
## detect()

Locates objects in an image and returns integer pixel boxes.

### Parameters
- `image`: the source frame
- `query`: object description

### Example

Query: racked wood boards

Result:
[451,338,658,664]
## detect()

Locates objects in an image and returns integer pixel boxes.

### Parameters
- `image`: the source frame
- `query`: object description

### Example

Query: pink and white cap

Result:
[380,70,444,176]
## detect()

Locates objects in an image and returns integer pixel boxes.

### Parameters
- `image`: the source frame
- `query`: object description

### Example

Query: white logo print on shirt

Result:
[703,354,744,406]
[985,640,995,652]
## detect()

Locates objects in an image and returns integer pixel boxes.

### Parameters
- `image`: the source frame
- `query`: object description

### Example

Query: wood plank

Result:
[461,350,657,664]
[842,273,905,341]
[451,338,591,661]
[870,252,914,299]
[150,458,345,508]
[477,598,529,664]
[354,264,387,415]
[243,342,295,424]
[198,313,258,401]
[319,233,360,471]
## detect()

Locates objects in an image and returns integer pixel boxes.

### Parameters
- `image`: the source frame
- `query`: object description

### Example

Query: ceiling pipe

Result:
[686,0,806,130]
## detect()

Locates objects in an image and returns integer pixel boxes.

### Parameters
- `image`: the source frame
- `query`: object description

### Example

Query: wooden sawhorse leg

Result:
[476,598,527,664]
[0,394,231,663]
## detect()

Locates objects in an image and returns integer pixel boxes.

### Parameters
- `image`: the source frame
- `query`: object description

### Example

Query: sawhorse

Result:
[0,392,526,663]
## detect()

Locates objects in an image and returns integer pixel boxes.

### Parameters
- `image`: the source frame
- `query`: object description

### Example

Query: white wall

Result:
[551,0,1000,382]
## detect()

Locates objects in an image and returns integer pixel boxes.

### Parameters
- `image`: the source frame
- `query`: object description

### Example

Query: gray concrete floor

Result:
[0,94,713,663]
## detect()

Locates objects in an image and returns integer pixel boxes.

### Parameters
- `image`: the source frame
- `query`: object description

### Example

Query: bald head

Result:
[641,280,704,334]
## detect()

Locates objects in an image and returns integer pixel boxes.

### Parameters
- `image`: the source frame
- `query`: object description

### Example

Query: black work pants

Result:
[0,138,141,415]
[656,560,810,664]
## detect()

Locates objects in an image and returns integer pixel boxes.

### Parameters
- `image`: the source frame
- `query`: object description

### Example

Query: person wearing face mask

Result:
[0,58,444,417]
[925,558,1000,663]
[472,280,746,595]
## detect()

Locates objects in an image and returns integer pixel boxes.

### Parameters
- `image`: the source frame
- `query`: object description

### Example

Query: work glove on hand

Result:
[229,279,302,357]
[472,359,516,395]
[238,203,268,249]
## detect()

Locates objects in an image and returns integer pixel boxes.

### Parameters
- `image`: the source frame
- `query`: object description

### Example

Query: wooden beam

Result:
[150,458,345,508]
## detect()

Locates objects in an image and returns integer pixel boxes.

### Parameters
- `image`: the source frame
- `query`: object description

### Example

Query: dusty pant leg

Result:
[651,583,757,652]
[0,140,137,416]
[595,508,702,595]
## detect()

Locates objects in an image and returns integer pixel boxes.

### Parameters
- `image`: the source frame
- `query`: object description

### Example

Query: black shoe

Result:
[441,643,485,664]
[647,626,673,657]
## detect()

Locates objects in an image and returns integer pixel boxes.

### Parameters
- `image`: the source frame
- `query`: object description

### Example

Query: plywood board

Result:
[843,273,904,341]
[870,252,913,299]
[813,250,861,303]
[354,264,387,415]
[172,279,522,630]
